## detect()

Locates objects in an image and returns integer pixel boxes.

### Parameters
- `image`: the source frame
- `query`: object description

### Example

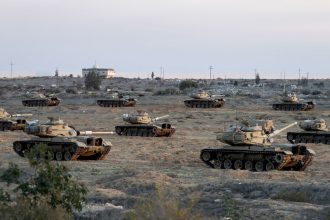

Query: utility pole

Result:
[55,68,59,86]
[160,66,163,78]
[10,61,14,78]
[209,65,213,80]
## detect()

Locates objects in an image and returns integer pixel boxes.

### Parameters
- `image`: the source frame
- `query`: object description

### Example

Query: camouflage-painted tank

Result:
[97,92,136,107]
[0,108,32,131]
[287,119,330,144]
[115,111,175,137]
[200,121,315,171]
[22,93,60,107]
[184,90,225,108]
[272,92,314,111]
[13,117,112,161]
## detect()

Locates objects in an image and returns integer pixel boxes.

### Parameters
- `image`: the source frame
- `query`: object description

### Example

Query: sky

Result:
[0,0,329,79]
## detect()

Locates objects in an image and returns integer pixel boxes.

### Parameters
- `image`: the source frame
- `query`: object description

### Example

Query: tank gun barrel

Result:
[11,114,33,117]
[79,131,115,135]
[269,122,297,137]
[152,115,169,122]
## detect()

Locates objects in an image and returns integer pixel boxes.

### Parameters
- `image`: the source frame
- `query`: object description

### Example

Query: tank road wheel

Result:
[223,159,232,169]
[55,152,63,161]
[63,151,72,161]
[287,134,294,143]
[45,151,54,160]
[265,162,275,171]
[213,160,222,169]
[201,151,211,162]
[244,160,253,171]
[255,161,264,172]
[14,143,22,153]
[274,154,284,164]
[233,160,243,170]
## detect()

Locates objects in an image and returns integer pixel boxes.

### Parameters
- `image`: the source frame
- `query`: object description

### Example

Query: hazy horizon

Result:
[1,0,329,79]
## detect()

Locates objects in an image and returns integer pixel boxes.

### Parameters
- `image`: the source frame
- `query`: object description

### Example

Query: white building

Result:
[82,65,115,79]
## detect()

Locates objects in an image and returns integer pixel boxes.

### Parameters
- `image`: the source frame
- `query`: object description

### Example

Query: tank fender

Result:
[306,149,316,156]
[282,150,293,155]
[102,140,113,147]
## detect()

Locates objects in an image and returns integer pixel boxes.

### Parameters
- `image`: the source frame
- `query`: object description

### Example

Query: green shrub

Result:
[0,146,88,219]
[124,185,200,220]
[179,80,198,90]
[85,70,101,90]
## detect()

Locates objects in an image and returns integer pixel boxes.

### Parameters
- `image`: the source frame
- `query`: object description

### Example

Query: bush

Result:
[85,71,101,90]
[153,88,180,96]
[311,90,322,95]
[179,80,198,90]
[0,146,88,219]
[65,88,78,94]
[123,185,200,220]
[301,89,311,95]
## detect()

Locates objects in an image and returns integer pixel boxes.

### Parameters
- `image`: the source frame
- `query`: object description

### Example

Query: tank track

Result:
[22,98,60,107]
[0,121,13,131]
[272,102,314,111]
[200,146,314,172]
[184,99,225,108]
[115,123,175,137]
[97,99,136,107]
[287,131,330,144]
[13,140,110,161]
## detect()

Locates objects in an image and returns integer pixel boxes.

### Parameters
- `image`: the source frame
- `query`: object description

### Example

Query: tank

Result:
[200,121,315,171]
[115,111,175,137]
[0,108,32,131]
[22,93,60,107]
[97,92,136,107]
[12,117,113,161]
[287,119,330,144]
[272,92,315,111]
[184,90,225,108]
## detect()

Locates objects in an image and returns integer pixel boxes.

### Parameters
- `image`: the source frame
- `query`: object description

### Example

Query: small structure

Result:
[82,65,115,79]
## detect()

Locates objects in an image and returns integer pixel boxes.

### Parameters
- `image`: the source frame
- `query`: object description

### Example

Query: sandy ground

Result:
[1,90,330,219]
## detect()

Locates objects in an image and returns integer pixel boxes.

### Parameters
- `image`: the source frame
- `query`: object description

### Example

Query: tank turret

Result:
[122,111,169,124]
[115,111,175,137]
[13,116,112,161]
[190,90,211,100]
[217,121,297,146]
[282,92,298,103]
[298,119,328,131]
[24,116,114,137]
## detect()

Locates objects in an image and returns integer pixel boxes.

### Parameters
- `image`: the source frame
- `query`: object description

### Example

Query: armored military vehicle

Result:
[0,108,32,131]
[200,121,315,171]
[115,111,175,137]
[272,92,314,111]
[13,117,112,161]
[184,90,225,108]
[287,119,330,144]
[22,93,60,107]
[97,91,136,107]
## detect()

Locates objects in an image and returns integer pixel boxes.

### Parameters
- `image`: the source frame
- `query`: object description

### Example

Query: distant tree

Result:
[234,81,238,86]
[85,70,101,90]
[255,73,261,85]
[300,77,308,87]
[151,72,155,80]
[179,80,198,90]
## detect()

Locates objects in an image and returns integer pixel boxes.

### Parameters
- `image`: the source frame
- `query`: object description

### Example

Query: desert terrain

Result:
[0,77,330,219]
